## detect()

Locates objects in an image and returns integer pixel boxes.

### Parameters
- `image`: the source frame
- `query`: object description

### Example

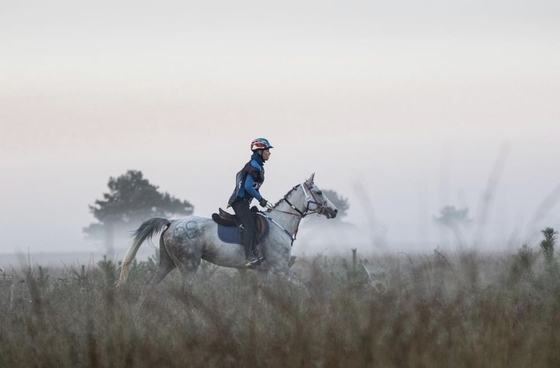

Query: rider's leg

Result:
[231,199,256,261]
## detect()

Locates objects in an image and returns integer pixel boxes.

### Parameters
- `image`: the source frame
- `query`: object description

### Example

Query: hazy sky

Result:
[1,0,559,257]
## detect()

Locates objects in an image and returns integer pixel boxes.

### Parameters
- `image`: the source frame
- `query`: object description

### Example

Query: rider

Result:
[228,138,274,265]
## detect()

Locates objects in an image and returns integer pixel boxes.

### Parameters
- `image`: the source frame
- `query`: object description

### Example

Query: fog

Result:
[1,1,559,267]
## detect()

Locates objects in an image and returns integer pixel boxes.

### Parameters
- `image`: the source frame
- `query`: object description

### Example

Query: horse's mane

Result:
[274,185,299,207]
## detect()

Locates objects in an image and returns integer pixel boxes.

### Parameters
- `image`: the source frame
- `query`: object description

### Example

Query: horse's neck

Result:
[269,199,304,234]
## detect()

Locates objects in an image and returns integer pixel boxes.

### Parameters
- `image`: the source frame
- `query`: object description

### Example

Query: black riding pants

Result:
[231,198,255,258]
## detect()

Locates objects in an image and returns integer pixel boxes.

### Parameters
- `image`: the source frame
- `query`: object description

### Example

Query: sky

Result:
[1,0,559,260]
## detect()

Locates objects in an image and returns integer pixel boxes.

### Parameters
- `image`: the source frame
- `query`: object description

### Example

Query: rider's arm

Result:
[244,174,262,201]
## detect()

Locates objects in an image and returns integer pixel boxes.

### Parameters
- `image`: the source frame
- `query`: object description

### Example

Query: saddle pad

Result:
[217,225,242,245]
[216,219,269,245]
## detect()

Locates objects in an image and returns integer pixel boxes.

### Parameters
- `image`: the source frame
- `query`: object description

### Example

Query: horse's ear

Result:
[306,173,315,185]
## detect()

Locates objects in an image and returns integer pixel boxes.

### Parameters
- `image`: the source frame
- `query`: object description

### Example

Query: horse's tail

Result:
[116,217,171,287]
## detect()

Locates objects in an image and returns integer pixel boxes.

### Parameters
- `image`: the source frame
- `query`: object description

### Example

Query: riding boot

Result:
[251,233,259,258]
[242,234,257,263]
[243,240,252,260]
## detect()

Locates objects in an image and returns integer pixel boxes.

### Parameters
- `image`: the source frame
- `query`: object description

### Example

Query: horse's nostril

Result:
[334,209,338,214]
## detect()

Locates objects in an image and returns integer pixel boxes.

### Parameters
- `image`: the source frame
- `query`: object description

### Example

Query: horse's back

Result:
[172,214,210,221]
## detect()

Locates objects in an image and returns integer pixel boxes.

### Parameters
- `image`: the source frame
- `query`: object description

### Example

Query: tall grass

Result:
[2,239,560,367]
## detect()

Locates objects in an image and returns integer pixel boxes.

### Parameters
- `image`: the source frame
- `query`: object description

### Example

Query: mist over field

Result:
[1,0,559,268]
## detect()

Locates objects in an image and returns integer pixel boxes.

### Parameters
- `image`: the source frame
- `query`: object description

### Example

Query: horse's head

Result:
[298,173,338,219]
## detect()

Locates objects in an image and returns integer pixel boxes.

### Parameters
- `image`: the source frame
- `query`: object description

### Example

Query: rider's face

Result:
[260,149,271,161]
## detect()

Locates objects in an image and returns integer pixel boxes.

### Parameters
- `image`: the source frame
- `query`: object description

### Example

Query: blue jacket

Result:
[228,152,265,205]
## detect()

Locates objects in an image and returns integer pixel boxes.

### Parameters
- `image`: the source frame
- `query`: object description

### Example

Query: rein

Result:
[276,197,305,217]
[258,212,298,246]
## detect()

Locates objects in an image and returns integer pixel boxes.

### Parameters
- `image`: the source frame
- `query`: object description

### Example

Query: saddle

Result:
[212,207,268,240]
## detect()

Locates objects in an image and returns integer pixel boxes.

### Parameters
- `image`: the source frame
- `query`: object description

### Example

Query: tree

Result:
[84,170,194,246]
[434,206,471,228]
[434,205,472,247]
[323,189,350,220]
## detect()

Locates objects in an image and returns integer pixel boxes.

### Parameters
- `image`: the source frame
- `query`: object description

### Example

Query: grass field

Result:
[2,237,560,367]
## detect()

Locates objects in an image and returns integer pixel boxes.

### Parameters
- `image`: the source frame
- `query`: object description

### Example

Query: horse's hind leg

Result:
[136,235,176,313]
[174,249,202,289]
[152,238,177,285]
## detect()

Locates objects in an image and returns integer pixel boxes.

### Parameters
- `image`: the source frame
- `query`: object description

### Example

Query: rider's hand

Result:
[259,198,274,210]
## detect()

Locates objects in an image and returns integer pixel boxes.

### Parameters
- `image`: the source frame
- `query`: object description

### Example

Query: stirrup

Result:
[244,256,258,266]
[245,256,266,268]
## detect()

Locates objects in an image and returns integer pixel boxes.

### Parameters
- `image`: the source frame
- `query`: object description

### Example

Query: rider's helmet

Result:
[251,138,273,151]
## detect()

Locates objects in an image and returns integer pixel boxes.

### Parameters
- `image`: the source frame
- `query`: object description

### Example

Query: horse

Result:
[116,173,338,288]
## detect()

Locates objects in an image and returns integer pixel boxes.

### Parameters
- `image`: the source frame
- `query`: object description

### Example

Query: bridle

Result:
[275,183,329,218]
[258,182,330,246]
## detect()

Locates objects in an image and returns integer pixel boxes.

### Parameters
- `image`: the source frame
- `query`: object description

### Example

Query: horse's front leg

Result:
[269,266,310,296]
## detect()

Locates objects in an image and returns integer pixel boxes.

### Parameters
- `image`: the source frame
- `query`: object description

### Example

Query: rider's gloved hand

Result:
[259,198,274,210]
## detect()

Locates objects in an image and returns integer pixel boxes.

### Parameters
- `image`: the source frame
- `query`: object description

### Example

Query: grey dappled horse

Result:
[116,174,338,288]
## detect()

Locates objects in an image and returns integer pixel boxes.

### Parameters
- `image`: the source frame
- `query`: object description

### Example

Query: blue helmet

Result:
[251,138,273,151]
